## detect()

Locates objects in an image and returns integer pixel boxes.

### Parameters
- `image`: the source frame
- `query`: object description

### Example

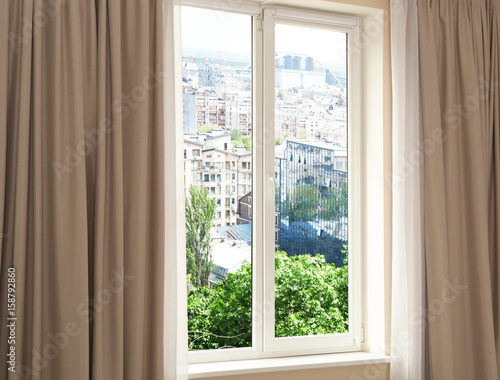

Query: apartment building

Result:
[184,134,252,227]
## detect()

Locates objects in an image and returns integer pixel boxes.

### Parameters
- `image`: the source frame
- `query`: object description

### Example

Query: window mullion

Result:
[252,13,265,356]
[261,7,277,353]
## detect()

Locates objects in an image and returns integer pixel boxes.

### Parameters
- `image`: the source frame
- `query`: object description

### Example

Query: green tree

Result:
[231,129,252,152]
[289,185,321,222]
[231,128,243,147]
[197,125,217,134]
[187,262,252,349]
[319,182,348,220]
[185,185,217,287]
[242,136,252,151]
[187,249,348,349]
[275,251,348,337]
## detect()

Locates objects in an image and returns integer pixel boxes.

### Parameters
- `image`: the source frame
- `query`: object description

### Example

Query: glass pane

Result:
[181,6,253,350]
[274,23,348,338]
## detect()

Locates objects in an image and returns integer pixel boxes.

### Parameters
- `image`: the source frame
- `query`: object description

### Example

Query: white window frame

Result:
[259,6,362,357]
[180,0,387,367]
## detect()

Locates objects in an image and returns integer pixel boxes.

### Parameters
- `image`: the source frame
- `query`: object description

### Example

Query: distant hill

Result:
[182,47,346,76]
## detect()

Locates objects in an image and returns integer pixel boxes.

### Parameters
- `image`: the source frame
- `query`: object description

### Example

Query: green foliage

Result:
[242,136,252,151]
[286,185,321,222]
[187,249,348,350]
[185,185,217,287]
[231,129,252,151]
[318,182,348,220]
[197,125,217,134]
[275,251,348,337]
[281,183,348,222]
[187,263,252,349]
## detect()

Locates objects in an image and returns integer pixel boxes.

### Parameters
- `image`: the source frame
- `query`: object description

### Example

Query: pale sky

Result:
[276,24,346,69]
[181,6,251,54]
[181,6,346,70]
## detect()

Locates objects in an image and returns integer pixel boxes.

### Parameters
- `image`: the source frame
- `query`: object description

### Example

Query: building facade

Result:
[184,134,252,227]
[275,140,348,267]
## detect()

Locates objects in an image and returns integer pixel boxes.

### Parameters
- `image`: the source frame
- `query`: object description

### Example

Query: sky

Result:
[181,6,346,70]
[181,7,251,55]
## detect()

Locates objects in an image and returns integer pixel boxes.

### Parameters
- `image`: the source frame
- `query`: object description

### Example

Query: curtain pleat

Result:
[418,0,500,378]
[0,0,165,379]
[390,1,428,379]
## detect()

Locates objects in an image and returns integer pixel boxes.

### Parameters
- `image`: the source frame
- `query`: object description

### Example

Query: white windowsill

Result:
[188,352,391,378]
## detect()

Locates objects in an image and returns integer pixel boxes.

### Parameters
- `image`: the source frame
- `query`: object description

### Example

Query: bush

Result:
[187,248,348,350]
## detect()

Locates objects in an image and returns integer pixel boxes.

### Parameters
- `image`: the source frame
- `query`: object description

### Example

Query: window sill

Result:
[188,352,391,378]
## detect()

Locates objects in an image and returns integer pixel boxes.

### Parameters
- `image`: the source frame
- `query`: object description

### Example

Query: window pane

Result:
[274,23,348,338]
[182,6,253,350]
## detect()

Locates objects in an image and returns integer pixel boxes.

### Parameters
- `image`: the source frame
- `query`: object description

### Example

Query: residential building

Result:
[184,134,252,226]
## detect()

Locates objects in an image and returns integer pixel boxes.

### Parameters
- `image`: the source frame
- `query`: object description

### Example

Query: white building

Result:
[184,135,252,226]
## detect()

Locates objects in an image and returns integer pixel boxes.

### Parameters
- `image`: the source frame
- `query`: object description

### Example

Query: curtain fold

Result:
[390,1,428,379]
[418,0,500,378]
[0,0,165,379]
[162,0,188,379]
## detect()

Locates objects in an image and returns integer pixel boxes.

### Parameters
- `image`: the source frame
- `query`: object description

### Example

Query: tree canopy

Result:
[231,128,252,151]
[187,248,348,350]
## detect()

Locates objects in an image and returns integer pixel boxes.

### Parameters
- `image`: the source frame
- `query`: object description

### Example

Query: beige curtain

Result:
[0,1,164,379]
[418,0,500,378]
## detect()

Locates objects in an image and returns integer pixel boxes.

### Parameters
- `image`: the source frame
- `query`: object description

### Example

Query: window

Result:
[181,1,367,364]
[182,3,254,358]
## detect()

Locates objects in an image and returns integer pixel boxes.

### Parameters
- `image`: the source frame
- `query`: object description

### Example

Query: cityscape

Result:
[182,46,349,281]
